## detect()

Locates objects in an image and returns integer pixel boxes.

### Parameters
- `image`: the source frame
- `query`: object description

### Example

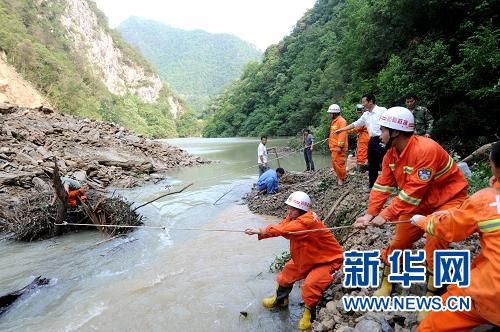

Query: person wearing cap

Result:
[327,103,348,185]
[352,107,468,321]
[256,167,285,194]
[245,191,344,330]
[335,93,387,188]
[348,104,369,169]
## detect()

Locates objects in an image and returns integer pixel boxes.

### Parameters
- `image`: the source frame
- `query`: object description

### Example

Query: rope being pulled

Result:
[58,220,411,233]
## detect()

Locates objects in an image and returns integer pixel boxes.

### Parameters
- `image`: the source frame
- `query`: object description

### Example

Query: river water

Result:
[0,138,331,331]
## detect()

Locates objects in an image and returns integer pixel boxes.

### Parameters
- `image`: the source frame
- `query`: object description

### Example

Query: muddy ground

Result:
[245,169,483,332]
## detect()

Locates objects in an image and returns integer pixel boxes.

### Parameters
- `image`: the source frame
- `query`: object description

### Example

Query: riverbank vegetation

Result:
[203,0,499,155]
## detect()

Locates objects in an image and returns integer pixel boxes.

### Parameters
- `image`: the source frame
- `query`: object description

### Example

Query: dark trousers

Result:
[367,137,386,188]
[304,147,315,171]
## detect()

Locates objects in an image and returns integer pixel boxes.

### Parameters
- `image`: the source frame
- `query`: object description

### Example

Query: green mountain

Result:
[203,0,499,154]
[117,16,262,113]
[0,0,200,138]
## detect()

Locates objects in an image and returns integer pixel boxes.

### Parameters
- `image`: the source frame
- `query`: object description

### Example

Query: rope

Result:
[59,221,245,232]
[285,220,411,235]
[59,219,411,233]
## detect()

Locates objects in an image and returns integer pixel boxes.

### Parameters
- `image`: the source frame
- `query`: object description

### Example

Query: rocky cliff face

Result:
[59,0,162,103]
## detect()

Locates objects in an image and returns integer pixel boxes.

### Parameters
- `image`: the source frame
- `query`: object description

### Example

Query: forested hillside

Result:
[203,0,499,154]
[117,17,262,113]
[0,0,197,138]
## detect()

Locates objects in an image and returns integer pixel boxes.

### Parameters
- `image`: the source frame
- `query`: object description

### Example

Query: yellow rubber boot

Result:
[418,272,438,322]
[262,284,291,309]
[373,266,393,297]
[298,305,315,330]
[262,294,289,308]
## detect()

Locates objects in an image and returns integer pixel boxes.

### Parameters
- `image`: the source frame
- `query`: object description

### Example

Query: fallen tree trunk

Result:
[0,276,50,316]
[461,142,495,164]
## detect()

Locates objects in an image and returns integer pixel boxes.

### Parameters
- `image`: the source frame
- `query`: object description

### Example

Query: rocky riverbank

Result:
[245,169,482,332]
[0,103,208,216]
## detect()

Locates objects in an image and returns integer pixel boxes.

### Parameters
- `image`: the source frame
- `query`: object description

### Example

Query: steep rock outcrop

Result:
[59,0,162,103]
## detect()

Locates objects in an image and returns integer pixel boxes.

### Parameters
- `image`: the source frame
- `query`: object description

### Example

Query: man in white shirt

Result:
[258,135,272,176]
[335,93,387,188]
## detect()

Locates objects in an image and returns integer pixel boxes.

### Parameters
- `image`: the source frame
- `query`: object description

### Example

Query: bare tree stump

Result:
[52,160,67,225]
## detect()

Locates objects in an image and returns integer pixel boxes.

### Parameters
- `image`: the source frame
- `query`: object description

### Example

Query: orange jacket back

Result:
[258,210,344,274]
[417,181,500,325]
[369,136,468,220]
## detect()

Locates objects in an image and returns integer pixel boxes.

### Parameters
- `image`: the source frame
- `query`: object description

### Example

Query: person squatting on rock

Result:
[303,128,315,171]
[348,104,369,169]
[245,191,344,330]
[335,93,387,188]
[256,168,285,194]
[352,107,468,321]
[50,176,87,207]
[327,104,348,186]
[412,141,500,331]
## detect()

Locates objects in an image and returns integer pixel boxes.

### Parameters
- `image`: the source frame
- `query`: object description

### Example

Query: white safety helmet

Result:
[327,104,341,113]
[285,191,311,211]
[377,107,415,132]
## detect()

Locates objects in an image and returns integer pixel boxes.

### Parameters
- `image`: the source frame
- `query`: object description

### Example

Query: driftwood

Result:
[324,191,349,222]
[0,276,50,316]
[461,142,495,163]
[132,183,193,211]
[52,160,67,224]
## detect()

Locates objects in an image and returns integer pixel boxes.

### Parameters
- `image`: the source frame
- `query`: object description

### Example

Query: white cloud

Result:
[94,0,316,50]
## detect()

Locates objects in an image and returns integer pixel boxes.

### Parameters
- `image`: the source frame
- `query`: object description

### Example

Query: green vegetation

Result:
[269,251,291,273]
[117,17,262,114]
[468,161,491,195]
[0,0,194,138]
[203,0,499,155]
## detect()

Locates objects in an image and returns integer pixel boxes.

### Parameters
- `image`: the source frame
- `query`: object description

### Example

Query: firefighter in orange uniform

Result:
[245,191,344,330]
[413,141,500,331]
[349,104,369,168]
[328,104,348,185]
[353,107,468,318]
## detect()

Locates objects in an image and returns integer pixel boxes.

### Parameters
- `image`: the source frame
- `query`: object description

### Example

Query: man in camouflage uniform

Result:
[405,93,434,137]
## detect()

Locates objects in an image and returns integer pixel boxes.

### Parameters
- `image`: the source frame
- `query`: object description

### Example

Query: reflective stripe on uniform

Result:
[403,166,413,174]
[427,216,435,236]
[373,183,397,194]
[478,219,500,233]
[389,163,395,171]
[435,156,454,179]
[398,190,422,206]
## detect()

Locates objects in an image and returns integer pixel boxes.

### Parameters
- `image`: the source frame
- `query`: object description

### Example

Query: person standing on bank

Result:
[327,104,348,186]
[405,93,434,138]
[348,104,370,169]
[335,93,387,188]
[257,135,275,177]
[303,128,315,172]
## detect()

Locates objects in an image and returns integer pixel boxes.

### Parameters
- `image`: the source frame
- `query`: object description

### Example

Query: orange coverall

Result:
[68,188,87,207]
[417,181,500,331]
[329,116,348,181]
[258,210,344,307]
[349,126,369,165]
[368,136,468,268]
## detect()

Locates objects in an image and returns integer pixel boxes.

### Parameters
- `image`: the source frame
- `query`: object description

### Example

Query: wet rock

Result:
[354,318,382,332]
[71,170,87,182]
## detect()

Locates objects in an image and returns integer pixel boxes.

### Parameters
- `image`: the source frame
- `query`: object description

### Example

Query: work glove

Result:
[410,215,424,225]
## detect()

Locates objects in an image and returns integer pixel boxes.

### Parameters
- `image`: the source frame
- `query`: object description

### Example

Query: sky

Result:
[94,0,316,50]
